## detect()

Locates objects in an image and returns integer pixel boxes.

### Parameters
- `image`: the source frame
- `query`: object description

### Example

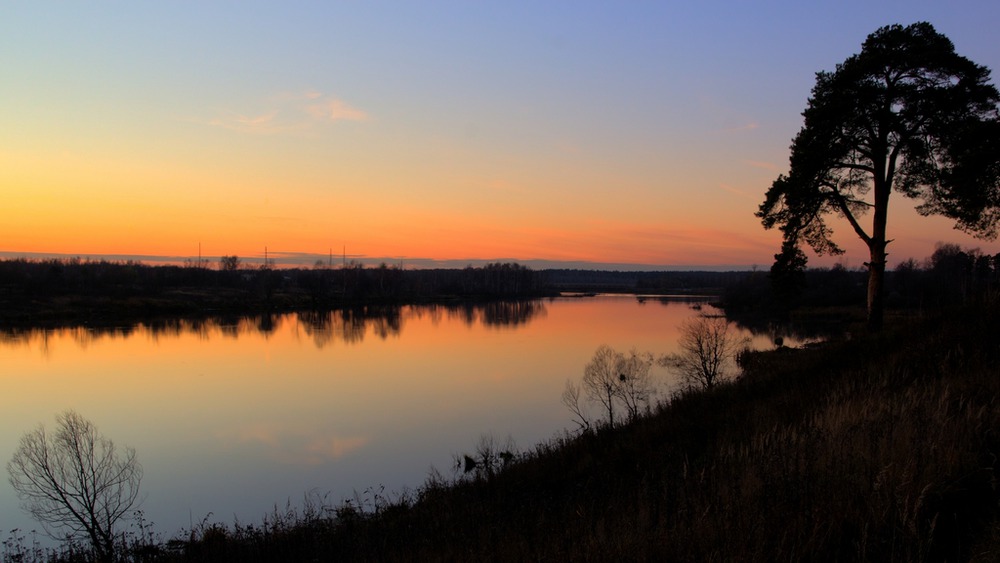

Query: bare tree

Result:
[7,411,143,561]
[616,348,655,421]
[661,316,750,390]
[561,379,591,432]
[582,344,622,427]
[579,345,657,427]
[219,255,241,271]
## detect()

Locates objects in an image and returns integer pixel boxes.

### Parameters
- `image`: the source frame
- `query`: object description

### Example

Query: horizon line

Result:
[0,250,757,273]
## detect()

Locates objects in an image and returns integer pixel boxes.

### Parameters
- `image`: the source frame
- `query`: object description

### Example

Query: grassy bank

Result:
[11,302,1000,562]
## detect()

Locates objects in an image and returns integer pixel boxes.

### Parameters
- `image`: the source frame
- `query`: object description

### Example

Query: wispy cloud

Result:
[725,121,759,132]
[206,90,369,134]
[306,98,368,122]
[719,183,750,197]
[207,111,286,134]
[221,423,369,465]
[743,159,783,172]
[568,220,780,266]
[304,436,368,464]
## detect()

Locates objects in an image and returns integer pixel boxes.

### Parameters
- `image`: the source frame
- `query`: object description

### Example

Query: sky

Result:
[2,1,999,270]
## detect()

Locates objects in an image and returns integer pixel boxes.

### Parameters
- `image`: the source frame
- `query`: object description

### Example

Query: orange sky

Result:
[2,3,998,269]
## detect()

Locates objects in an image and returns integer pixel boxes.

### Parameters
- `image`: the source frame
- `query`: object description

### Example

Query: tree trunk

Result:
[868,161,891,332]
[867,245,886,331]
[606,386,615,427]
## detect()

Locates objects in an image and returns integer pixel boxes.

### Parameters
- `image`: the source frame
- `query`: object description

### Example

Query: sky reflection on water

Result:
[0,296,812,540]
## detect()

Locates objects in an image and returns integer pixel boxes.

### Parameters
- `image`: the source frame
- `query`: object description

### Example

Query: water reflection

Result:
[297,306,403,347]
[725,313,838,346]
[0,295,829,541]
[448,300,546,328]
[635,294,716,306]
[636,295,830,346]
[0,300,548,351]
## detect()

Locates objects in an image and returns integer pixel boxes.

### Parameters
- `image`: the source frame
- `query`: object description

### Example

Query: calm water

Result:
[0,296,812,539]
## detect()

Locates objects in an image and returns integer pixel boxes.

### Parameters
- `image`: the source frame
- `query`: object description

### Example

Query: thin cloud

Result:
[719,183,750,197]
[251,215,300,223]
[306,98,368,122]
[207,90,369,134]
[725,121,759,132]
[698,95,759,134]
[303,436,368,464]
[573,220,780,265]
[235,113,276,126]
[743,159,783,172]
[207,110,309,135]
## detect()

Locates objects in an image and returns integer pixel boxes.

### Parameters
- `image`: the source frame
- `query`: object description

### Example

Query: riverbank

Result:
[15,300,995,562]
[0,259,555,327]
[0,259,750,334]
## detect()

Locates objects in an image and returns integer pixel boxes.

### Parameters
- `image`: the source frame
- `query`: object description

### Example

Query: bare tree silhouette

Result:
[579,345,657,427]
[7,411,143,561]
[661,317,749,390]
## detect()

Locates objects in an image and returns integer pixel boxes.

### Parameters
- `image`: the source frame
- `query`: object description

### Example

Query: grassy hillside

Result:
[12,302,1000,562]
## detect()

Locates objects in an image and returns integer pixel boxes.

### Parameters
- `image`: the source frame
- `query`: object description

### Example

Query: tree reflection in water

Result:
[481,300,546,328]
[296,306,400,346]
[296,301,545,348]
[0,301,550,352]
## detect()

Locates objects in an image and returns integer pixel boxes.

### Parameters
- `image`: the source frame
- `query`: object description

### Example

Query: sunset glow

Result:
[2,3,999,269]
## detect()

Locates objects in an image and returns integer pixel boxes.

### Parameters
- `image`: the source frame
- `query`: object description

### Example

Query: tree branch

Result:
[829,189,873,246]
[833,161,876,174]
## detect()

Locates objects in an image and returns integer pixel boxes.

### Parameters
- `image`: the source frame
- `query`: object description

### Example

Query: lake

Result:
[0,295,814,541]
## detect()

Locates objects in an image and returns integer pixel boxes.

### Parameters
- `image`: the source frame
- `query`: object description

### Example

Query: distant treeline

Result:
[723,243,1000,315]
[547,242,1000,312]
[545,269,747,294]
[0,258,550,324]
[2,242,995,325]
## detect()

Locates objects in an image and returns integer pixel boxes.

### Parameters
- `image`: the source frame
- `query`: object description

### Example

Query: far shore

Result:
[0,257,735,328]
